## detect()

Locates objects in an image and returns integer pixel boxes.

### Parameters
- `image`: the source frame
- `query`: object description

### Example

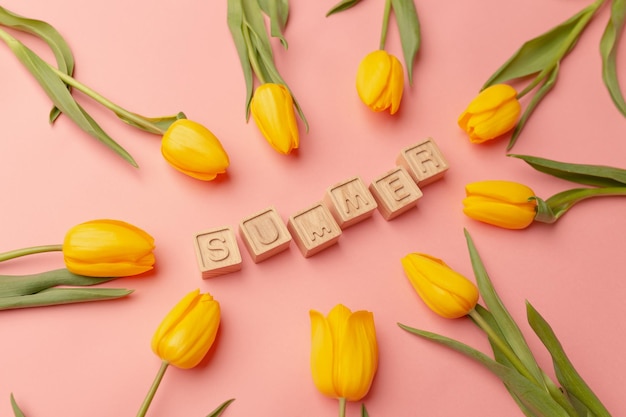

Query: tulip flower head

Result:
[161,119,230,181]
[62,219,155,277]
[151,289,221,369]
[463,180,537,229]
[309,304,378,409]
[458,84,522,144]
[250,83,300,155]
[356,50,404,115]
[401,253,479,319]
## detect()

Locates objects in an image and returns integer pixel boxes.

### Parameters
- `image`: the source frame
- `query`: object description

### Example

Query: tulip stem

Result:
[338,397,347,417]
[379,0,392,50]
[242,20,267,84]
[136,360,169,417]
[0,245,63,262]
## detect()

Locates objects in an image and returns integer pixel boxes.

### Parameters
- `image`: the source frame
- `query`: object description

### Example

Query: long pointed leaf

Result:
[10,394,26,417]
[0,287,133,311]
[0,268,117,298]
[599,0,626,117]
[326,0,364,17]
[227,0,255,119]
[526,302,612,417]
[205,398,235,417]
[391,0,420,86]
[258,0,289,48]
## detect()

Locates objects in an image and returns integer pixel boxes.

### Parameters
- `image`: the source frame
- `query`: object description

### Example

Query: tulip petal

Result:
[463,197,536,229]
[465,180,535,204]
[310,310,338,398]
[466,84,517,113]
[472,100,521,142]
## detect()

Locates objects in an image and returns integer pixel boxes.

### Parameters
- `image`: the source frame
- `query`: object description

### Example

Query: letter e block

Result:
[194,227,242,279]
[369,166,423,220]
[396,138,449,187]
[239,207,292,263]
[287,203,342,258]
[323,176,378,228]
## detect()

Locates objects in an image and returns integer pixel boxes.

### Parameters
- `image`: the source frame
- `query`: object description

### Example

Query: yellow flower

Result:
[401,253,479,319]
[356,50,404,115]
[458,84,522,144]
[151,289,221,369]
[62,219,155,277]
[463,180,537,229]
[250,83,300,155]
[309,304,378,403]
[161,119,230,181]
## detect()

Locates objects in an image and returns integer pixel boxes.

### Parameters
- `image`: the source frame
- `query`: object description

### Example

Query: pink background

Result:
[1,0,625,416]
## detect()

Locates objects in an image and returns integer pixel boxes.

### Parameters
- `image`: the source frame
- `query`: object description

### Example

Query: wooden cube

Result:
[396,138,449,187]
[194,227,242,278]
[323,176,378,228]
[239,207,292,263]
[287,203,342,258]
[369,166,423,220]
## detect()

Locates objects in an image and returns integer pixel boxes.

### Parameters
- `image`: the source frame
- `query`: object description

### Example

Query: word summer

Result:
[193,138,449,278]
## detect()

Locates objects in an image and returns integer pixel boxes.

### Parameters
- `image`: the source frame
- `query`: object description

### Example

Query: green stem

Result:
[518,0,606,98]
[338,397,347,417]
[136,360,169,417]
[242,21,267,84]
[0,244,62,262]
[379,0,392,50]
[536,186,626,223]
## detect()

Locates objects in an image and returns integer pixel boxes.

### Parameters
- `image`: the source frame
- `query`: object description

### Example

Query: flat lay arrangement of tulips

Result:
[1,0,625,416]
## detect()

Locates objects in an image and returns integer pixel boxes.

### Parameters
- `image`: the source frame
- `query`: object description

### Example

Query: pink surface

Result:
[1,0,625,416]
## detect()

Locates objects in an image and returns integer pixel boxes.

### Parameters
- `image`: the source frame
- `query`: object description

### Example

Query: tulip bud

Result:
[250,83,300,155]
[161,119,229,181]
[356,50,404,114]
[458,84,522,143]
[463,180,537,229]
[401,253,479,319]
[62,219,155,277]
[310,304,378,402]
[151,289,221,369]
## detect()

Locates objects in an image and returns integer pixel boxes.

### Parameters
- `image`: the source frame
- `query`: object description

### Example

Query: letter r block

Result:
[396,138,449,187]
[239,207,292,263]
[287,203,342,258]
[194,227,242,279]
[323,176,378,228]
[369,166,423,220]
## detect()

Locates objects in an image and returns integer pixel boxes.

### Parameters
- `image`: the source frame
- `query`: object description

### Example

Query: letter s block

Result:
[323,176,378,228]
[287,203,342,258]
[194,227,242,279]
[369,166,423,220]
[396,138,449,187]
[239,207,292,263]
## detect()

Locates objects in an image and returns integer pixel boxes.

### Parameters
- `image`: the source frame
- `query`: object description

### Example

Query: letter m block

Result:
[396,138,449,187]
[287,203,342,258]
[324,176,378,228]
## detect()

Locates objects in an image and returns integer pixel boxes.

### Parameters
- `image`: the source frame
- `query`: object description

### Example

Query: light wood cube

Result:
[323,176,378,228]
[369,166,424,220]
[239,207,292,263]
[287,203,342,258]
[194,227,242,278]
[396,138,449,187]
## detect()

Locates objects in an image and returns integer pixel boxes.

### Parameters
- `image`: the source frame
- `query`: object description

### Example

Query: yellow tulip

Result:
[151,289,221,369]
[62,219,155,277]
[356,50,404,114]
[458,84,522,144]
[463,180,537,229]
[309,304,378,405]
[401,253,479,319]
[250,83,300,155]
[161,119,229,181]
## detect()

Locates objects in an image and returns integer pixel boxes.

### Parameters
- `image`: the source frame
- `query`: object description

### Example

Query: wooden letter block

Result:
[396,138,449,187]
[323,176,378,228]
[369,166,423,220]
[287,203,342,258]
[194,227,242,279]
[239,207,292,263]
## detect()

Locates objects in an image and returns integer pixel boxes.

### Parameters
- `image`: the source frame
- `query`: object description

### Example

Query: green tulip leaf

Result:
[509,154,626,187]
[0,269,117,298]
[0,5,75,123]
[526,302,612,417]
[227,0,255,119]
[537,186,626,224]
[483,3,597,89]
[258,0,289,48]
[464,229,545,387]
[0,287,133,311]
[508,65,559,150]
[10,394,26,417]
[599,0,626,117]
[391,0,420,86]
[361,403,369,417]
[326,0,364,17]
[398,323,571,417]
[205,398,235,417]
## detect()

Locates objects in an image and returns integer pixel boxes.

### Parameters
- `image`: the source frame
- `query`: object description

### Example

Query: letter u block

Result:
[396,138,449,187]
[239,207,292,263]
[323,176,378,228]
[369,166,423,220]
[287,203,342,258]
[194,227,242,279]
